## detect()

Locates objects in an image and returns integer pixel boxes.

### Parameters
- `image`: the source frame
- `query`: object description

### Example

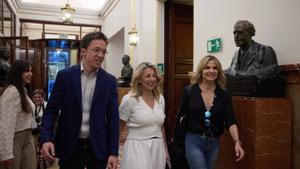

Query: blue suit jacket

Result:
[40,64,119,160]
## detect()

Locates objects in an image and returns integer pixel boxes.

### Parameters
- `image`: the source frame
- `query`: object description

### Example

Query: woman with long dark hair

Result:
[0,60,36,169]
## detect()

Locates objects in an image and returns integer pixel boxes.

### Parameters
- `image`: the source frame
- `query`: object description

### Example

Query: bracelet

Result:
[234,139,242,145]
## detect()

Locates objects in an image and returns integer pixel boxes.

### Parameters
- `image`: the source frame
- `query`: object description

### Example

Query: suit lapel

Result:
[73,65,82,111]
[243,41,257,70]
[231,51,239,71]
[91,68,105,108]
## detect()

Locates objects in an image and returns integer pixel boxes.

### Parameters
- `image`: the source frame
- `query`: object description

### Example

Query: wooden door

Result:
[164,2,193,141]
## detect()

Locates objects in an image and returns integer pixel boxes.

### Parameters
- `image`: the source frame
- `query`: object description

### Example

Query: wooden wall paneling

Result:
[281,64,300,169]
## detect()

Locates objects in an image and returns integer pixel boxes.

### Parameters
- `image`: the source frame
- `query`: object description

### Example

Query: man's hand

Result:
[41,142,56,162]
[106,155,118,169]
[1,159,13,168]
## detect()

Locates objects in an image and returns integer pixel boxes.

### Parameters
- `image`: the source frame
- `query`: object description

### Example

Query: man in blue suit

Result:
[40,31,119,169]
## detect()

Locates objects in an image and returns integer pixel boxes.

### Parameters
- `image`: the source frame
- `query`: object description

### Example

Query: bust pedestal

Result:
[216,97,292,169]
[117,87,131,105]
[117,78,131,87]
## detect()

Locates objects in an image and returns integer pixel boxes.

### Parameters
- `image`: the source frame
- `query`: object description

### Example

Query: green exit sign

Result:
[157,63,164,74]
[207,38,222,52]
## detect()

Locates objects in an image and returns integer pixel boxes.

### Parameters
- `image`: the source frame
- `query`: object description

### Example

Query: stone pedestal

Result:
[216,97,292,169]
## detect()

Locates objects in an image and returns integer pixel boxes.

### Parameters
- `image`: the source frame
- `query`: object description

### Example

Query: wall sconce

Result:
[128,25,139,46]
[61,1,75,24]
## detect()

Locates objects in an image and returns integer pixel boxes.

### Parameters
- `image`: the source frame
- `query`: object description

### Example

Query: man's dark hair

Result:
[80,31,108,49]
[235,20,256,36]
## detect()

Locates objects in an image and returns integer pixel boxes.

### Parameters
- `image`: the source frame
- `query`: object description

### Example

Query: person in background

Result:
[32,89,47,136]
[180,55,245,169]
[0,60,36,169]
[32,89,48,169]
[40,31,119,169]
[119,62,170,169]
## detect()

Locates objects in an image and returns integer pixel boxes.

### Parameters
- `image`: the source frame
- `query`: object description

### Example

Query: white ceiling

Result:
[7,0,109,31]
[21,0,107,11]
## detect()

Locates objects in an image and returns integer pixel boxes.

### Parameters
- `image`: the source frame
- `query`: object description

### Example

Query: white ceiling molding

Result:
[20,0,106,11]
[7,0,19,15]
[22,22,97,33]
[99,0,119,20]
[16,0,101,14]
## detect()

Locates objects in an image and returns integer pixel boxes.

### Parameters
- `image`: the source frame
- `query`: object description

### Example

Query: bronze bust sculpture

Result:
[225,20,284,97]
[121,54,133,80]
[226,20,281,78]
[118,54,133,87]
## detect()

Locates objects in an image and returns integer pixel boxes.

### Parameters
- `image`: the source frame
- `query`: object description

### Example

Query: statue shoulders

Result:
[122,64,133,70]
[252,41,274,51]
[121,64,133,78]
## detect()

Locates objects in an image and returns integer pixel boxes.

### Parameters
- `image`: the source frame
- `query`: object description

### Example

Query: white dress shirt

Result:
[79,62,97,138]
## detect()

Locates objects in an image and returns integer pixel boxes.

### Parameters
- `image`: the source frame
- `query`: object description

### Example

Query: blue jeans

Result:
[185,132,220,169]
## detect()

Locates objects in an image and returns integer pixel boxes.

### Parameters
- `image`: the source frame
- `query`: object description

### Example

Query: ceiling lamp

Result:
[61,1,75,24]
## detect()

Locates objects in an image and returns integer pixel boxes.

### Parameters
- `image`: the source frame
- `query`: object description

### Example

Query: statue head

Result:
[233,20,255,49]
[122,54,130,65]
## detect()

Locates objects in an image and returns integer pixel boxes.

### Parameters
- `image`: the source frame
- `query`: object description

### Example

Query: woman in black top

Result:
[180,55,245,169]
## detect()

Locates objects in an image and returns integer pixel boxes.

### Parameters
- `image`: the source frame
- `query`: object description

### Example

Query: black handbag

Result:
[173,114,188,144]
[168,85,192,169]
[168,140,189,169]
[168,114,189,169]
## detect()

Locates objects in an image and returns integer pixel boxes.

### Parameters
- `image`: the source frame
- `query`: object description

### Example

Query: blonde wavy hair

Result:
[130,62,162,101]
[191,55,226,88]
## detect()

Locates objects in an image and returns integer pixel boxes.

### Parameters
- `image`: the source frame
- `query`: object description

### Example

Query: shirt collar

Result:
[196,83,222,96]
[80,62,98,74]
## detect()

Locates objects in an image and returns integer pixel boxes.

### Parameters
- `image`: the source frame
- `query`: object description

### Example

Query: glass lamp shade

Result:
[61,3,75,24]
[128,26,139,46]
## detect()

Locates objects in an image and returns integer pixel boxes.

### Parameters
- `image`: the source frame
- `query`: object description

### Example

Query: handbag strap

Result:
[177,85,192,119]
[172,85,192,143]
